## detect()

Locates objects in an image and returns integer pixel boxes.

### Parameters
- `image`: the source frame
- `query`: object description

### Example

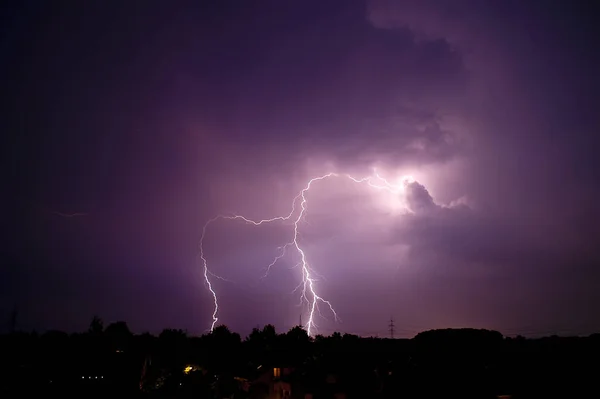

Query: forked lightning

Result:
[199,171,414,336]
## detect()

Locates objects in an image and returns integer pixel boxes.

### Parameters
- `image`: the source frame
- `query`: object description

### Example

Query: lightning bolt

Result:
[199,170,414,335]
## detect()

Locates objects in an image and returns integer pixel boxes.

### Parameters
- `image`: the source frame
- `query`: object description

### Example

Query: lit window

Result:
[273,368,281,378]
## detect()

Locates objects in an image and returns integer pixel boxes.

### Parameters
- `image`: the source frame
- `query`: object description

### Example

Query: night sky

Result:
[2,0,599,338]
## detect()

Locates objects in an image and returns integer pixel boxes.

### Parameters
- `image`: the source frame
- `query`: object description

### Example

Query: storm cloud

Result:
[1,0,599,337]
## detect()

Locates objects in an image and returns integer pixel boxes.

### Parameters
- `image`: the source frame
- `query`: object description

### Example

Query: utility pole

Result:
[388,317,395,339]
[299,314,302,328]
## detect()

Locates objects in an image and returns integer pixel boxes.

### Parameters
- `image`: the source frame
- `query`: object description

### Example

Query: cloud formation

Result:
[2,0,599,336]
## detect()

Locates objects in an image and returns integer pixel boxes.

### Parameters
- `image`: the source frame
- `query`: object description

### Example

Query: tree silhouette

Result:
[331,331,342,341]
[262,324,277,341]
[245,324,279,365]
[206,325,242,373]
[247,327,262,342]
[88,315,104,335]
[104,321,132,351]
[1,321,597,398]
[246,324,277,346]
[281,326,311,365]
[158,329,188,372]
[285,325,310,344]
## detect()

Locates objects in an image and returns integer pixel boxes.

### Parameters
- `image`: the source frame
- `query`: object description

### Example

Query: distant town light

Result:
[183,365,201,374]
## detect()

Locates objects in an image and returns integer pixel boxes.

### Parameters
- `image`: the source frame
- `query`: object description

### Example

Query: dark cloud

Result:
[405,182,437,213]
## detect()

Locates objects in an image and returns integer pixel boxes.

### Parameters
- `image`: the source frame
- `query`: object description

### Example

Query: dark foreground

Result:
[2,323,599,398]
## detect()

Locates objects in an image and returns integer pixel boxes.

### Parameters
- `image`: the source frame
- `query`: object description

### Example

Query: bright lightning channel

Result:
[199,171,414,336]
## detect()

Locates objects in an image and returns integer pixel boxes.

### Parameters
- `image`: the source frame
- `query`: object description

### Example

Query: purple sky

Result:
[2,0,599,337]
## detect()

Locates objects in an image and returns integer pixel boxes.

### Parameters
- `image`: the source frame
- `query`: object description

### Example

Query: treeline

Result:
[2,318,600,397]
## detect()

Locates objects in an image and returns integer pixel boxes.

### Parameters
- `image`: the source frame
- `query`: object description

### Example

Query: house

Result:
[297,368,349,399]
[237,364,295,399]
[253,366,293,398]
